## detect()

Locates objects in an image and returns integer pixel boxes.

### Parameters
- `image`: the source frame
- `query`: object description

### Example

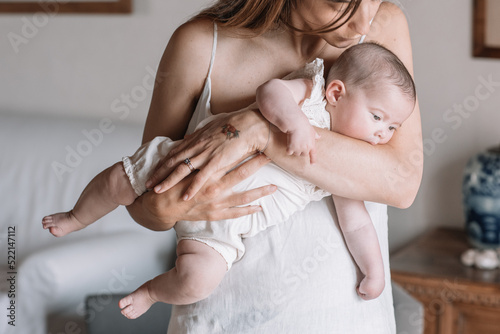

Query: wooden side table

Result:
[391,228,500,334]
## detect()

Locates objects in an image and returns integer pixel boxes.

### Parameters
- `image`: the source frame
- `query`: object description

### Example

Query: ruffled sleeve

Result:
[284,58,331,130]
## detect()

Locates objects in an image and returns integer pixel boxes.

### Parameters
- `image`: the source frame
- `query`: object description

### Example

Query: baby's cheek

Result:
[383,135,394,144]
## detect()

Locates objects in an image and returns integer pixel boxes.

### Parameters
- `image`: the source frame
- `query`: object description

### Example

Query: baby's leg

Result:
[343,220,385,300]
[119,239,227,319]
[42,162,137,237]
[333,196,385,300]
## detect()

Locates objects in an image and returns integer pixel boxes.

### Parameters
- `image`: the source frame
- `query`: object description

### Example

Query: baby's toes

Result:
[118,295,133,310]
[42,215,53,224]
[42,216,55,229]
[121,305,137,319]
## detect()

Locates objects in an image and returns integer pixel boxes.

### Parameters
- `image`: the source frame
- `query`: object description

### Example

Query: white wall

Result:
[0,0,212,123]
[2,0,500,251]
[388,0,500,251]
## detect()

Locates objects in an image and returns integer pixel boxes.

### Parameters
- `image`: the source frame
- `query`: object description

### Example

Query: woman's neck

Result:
[284,17,346,66]
[281,28,328,64]
[285,5,331,63]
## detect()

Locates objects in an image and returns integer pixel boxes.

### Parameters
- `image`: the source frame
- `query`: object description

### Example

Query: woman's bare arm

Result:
[126,20,275,230]
[141,20,213,144]
[265,3,422,208]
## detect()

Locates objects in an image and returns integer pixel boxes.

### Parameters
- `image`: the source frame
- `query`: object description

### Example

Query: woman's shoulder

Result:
[367,2,412,70]
[370,2,409,40]
[168,18,215,56]
[169,18,260,64]
[367,2,408,43]
[172,18,257,44]
[379,1,406,16]
[376,1,407,20]
[158,19,217,88]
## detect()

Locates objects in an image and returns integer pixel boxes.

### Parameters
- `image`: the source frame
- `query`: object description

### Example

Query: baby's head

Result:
[324,42,416,145]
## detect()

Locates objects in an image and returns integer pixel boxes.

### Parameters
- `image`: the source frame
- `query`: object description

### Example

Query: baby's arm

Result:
[332,195,385,300]
[256,78,320,163]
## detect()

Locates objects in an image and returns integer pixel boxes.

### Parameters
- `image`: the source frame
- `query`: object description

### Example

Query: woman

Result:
[127,0,422,332]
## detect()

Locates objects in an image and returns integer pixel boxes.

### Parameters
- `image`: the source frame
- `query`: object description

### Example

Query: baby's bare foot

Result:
[119,281,156,319]
[357,275,385,301]
[42,211,86,237]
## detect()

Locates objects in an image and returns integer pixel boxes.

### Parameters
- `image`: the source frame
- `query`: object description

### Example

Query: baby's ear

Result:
[325,80,346,105]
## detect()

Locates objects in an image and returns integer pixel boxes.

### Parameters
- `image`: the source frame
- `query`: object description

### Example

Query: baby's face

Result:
[330,85,414,145]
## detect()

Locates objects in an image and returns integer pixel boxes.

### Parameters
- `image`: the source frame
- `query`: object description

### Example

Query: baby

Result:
[42,42,416,319]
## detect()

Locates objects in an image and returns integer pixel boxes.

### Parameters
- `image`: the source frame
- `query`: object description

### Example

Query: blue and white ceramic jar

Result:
[463,145,500,249]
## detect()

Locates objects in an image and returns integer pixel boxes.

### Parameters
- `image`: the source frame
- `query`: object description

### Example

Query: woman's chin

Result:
[329,38,359,49]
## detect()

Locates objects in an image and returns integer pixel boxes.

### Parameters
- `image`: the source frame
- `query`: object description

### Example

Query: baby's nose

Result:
[376,129,387,138]
[376,129,393,145]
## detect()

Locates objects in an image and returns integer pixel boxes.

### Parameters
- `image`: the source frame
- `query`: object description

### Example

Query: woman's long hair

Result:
[193,0,361,36]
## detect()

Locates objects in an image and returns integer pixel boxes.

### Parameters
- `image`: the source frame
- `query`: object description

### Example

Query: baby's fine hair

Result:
[327,42,416,104]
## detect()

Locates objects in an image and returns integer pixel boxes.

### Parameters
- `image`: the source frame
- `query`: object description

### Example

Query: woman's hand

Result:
[146,108,270,201]
[127,154,276,231]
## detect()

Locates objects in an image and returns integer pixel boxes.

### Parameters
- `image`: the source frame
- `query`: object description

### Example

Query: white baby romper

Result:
[174,58,331,269]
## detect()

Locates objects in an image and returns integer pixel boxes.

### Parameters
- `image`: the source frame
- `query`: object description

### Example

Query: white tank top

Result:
[168,23,395,334]
[185,24,218,135]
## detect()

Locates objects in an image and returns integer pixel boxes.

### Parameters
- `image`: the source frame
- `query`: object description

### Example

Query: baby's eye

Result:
[389,126,396,131]
[372,114,381,121]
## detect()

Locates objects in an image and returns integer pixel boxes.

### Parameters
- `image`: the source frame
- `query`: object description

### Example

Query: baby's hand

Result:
[286,123,320,164]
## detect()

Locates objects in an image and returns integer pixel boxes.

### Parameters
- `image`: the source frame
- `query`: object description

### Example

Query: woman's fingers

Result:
[153,143,225,195]
[225,185,277,209]
[166,138,205,166]
[220,154,271,188]
[137,154,275,225]
[146,158,171,189]
[213,157,278,219]
[149,110,268,197]
[216,205,264,220]
[183,153,271,201]
[182,152,231,200]
[145,147,190,190]
[147,136,213,191]
[150,125,228,192]
[153,153,205,194]
[154,165,192,194]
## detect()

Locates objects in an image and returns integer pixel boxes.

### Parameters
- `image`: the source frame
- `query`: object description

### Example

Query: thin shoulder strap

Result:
[358,17,374,44]
[207,22,218,78]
